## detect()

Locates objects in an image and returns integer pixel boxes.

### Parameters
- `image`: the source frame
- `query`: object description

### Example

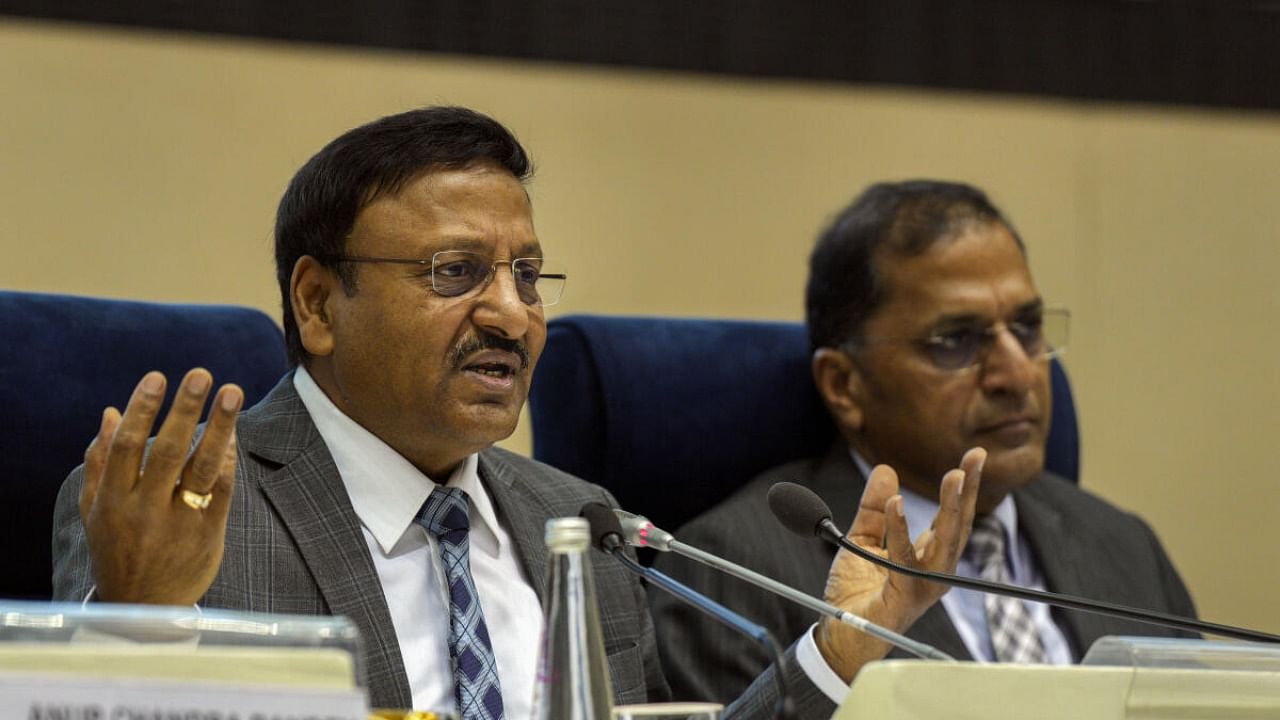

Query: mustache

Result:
[449,333,530,371]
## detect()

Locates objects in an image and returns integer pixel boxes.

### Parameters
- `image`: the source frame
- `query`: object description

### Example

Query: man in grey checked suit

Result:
[652,180,1197,704]
[52,109,988,716]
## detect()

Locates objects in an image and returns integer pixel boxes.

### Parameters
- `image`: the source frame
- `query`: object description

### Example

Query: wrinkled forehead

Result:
[872,223,1038,326]
[349,163,539,256]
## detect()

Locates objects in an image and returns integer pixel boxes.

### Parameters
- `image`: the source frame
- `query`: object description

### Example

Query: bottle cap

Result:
[545,516,590,551]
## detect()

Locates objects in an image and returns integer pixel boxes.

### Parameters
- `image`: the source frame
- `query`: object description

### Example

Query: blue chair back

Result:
[0,290,289,599]
[530,314,1079,533]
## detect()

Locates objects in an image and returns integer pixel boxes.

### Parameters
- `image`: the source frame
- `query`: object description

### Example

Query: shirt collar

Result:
[293,366,503,556]
[849,448,1019,556]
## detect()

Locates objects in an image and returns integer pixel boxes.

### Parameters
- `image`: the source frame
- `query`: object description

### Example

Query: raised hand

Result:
[79,369,243,605]
[815,447,986,681]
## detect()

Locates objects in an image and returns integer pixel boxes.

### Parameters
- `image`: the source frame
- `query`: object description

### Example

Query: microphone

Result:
[767,481,1280,644]
[615,509,953,661]
[578,503,795,720]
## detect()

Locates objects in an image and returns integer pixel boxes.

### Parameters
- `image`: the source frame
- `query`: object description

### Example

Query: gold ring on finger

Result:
[180,489,213,510]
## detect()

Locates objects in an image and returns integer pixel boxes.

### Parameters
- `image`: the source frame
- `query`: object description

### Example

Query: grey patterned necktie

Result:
[968,514,1048,664]
[416,486,506,720]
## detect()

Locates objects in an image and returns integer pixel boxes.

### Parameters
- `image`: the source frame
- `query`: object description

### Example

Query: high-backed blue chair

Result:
[530,314,1079,534]
[0,290,290,600]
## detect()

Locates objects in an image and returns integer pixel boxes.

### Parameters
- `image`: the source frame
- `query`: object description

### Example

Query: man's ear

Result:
[291,256,337,358]
[812,347,865,433]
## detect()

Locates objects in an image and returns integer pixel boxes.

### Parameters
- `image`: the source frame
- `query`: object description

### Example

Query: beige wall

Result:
[4,18,1279,634]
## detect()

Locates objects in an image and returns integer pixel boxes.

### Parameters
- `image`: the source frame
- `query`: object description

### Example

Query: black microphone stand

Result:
[581,503,795,720]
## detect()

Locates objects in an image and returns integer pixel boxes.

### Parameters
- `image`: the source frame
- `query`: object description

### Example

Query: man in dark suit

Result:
[652,180,1197,704]
[52,111,988,717]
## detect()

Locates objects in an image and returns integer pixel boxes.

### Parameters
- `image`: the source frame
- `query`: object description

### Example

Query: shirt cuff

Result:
[795,623,854,705]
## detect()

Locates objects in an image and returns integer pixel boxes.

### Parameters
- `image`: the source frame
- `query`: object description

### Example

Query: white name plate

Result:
[0,672,367,720]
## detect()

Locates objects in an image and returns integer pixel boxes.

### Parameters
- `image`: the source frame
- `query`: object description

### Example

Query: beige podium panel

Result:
[0,601,364,691]
[0,642,357,688]
[836,660,1280,720]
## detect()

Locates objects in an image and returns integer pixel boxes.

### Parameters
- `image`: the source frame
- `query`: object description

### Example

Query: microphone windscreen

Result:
[579,502,625,550]
[767,482,833,538]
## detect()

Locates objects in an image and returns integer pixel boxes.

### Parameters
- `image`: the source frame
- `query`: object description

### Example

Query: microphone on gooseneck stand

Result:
[577,503,795,720]
[614,508,953,661]
[766,482,1280,644]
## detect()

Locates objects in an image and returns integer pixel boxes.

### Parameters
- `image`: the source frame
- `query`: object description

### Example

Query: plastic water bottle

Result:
[530,516,614,720]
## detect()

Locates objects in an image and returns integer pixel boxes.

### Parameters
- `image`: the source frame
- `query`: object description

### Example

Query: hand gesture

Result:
[815,447,986,681]
[79,369,243,605]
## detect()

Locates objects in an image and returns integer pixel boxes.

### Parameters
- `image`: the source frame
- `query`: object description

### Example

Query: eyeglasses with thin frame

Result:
[844,307,1069,373]
[330,249,567,307]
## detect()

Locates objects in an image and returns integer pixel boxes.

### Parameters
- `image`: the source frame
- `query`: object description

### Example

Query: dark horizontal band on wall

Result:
[3,0,1279,112]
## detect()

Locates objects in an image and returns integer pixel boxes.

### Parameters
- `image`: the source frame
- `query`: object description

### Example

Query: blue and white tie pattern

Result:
[969,514,1048,664]
[416,486,506,720]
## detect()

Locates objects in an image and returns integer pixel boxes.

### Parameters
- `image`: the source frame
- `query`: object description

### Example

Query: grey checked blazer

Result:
[652,440,1199,704]
[53,374,833,718]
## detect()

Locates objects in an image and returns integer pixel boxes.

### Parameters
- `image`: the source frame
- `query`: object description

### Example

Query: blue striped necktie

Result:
[416,486,506,720]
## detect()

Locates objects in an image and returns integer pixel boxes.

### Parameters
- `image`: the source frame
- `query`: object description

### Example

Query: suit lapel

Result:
[239,376,413,709]
[478,450,557,603]
[479,451,658,701]
[1014,481,1092,660]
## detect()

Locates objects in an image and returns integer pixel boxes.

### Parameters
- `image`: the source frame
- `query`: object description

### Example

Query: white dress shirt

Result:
[851,451,1073,664]
[294,368,545,714]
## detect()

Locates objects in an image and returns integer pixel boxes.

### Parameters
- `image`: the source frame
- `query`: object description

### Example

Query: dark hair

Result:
[805,179,1023,352]
[274,106,533,365]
